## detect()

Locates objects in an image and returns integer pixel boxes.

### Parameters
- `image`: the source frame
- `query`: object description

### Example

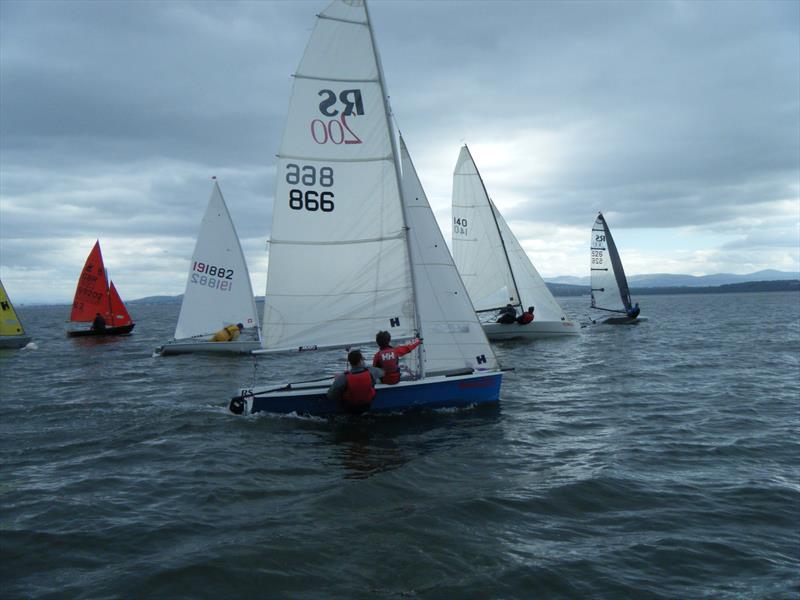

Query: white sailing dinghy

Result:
[230,0,502,416]
[590,212,640,324]
[452,145,577,340]
[0,279,31,349]
[157,179,261,355]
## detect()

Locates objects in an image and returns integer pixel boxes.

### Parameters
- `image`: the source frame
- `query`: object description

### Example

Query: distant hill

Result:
[128,295,183,304]
[546,269,800,288]
[128,279,799,303]
[547,279,800,297]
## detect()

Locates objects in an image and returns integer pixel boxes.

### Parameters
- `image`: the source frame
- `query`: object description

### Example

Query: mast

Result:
[363,0,425,378]
[100,243,114,325]
[464,145,522,308]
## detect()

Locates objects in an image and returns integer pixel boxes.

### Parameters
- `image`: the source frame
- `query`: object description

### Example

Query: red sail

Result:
[70,241,112,323]
[108,281,133,327]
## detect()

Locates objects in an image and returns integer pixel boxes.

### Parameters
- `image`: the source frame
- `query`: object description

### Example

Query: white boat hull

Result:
[482,320,579,341]
[156,340,262,356]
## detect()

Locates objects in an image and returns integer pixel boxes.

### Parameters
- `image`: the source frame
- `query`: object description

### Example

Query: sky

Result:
[1,0,798,304]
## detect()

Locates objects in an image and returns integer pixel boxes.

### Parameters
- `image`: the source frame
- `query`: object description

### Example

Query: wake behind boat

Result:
[67,241,135,337]
[230,0,503,416]
[0,279,32,349]
[156,179,261,356]
[452,145,577,340]
[590,212,640,324]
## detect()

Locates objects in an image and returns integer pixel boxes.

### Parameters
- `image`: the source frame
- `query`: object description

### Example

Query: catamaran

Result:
[590,212,640,324]
[452,145,577,340]
[156,179,261,355]
[0,279,31,349]
[67,241,135,337]
[230,0,503,416]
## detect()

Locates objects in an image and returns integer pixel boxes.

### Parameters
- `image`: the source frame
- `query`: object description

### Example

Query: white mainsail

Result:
[590,212,632,313]
[174,181,260,340]
[400,136,498,374]
[452,145,570,322]
[452,146,518,310]
[262,0,415,352]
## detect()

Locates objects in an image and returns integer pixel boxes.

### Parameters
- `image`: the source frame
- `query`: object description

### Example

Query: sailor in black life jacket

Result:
[372,331,422,385]
[496,304,517,324]
[327,349,384,413]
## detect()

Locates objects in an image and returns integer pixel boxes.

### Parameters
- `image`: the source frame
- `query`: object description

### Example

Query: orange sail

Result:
[108,281,133,327]
[70,240,112,323]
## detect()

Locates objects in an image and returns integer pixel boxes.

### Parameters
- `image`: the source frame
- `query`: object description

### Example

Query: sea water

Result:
[1,292,798,598]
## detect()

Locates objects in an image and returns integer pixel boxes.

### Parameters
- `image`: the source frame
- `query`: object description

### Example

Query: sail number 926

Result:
[286,164,335,213]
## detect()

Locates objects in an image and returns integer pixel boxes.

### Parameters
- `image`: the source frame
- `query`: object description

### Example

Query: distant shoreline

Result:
[16,279,800,306]
[547,279,800,297]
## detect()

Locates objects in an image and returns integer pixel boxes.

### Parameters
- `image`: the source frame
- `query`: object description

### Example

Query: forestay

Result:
[452,146,519,311]
[400,137,498,374]
[590,213,632,312]
[174,181,259,340]
[262,0,415,352]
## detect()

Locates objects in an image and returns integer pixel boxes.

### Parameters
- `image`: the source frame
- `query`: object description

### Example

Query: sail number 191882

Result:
[286,164,335,212]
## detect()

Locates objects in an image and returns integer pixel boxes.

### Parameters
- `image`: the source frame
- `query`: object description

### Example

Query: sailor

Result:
[327,350,383,414]
[626,303,640,318]
[496,304,517,325]
[211,322,243,342]
[372,331,422,385]
[91,312,107,331]
[516,306,534,325]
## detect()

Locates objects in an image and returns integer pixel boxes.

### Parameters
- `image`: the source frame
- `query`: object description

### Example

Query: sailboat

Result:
[230,0,502,416]
[0,280,32,349]
[452,145,578,340]
[156,179,262,355]
[590,212,640,324]
[67,241,135,337]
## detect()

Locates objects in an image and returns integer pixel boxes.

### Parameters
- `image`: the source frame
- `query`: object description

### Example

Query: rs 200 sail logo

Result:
[311,89,364,145]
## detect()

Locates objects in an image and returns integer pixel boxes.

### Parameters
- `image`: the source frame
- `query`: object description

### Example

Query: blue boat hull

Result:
[232,371,503,416]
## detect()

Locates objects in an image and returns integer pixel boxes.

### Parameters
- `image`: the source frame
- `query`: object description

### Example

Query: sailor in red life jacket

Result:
[327,349,384,414]
[372,331,422,385]
[516,306,534,325]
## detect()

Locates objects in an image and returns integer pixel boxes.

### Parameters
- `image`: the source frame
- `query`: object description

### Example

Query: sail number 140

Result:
[286,164,335,212]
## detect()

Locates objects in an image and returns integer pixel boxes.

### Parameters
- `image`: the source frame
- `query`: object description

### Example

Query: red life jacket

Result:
[518,312,533,324]
[342,370,376,406]
[374,348,400,384]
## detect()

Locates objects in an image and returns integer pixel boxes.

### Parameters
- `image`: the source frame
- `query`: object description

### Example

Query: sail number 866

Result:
[286,164,335,212]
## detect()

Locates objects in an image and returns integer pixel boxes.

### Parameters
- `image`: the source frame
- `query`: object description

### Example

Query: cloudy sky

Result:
[1,0,798,303]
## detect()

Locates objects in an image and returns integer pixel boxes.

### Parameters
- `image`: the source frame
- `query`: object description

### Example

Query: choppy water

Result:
[1,292,799,599]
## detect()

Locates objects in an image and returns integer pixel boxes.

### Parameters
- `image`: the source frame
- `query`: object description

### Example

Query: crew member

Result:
[372,331,422,385]
[91,312,107,331]
[626,303,640,318]
[497,304,516,324]
[211,323,243,342]
[327,350,383,414]
[516,306,534,325]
